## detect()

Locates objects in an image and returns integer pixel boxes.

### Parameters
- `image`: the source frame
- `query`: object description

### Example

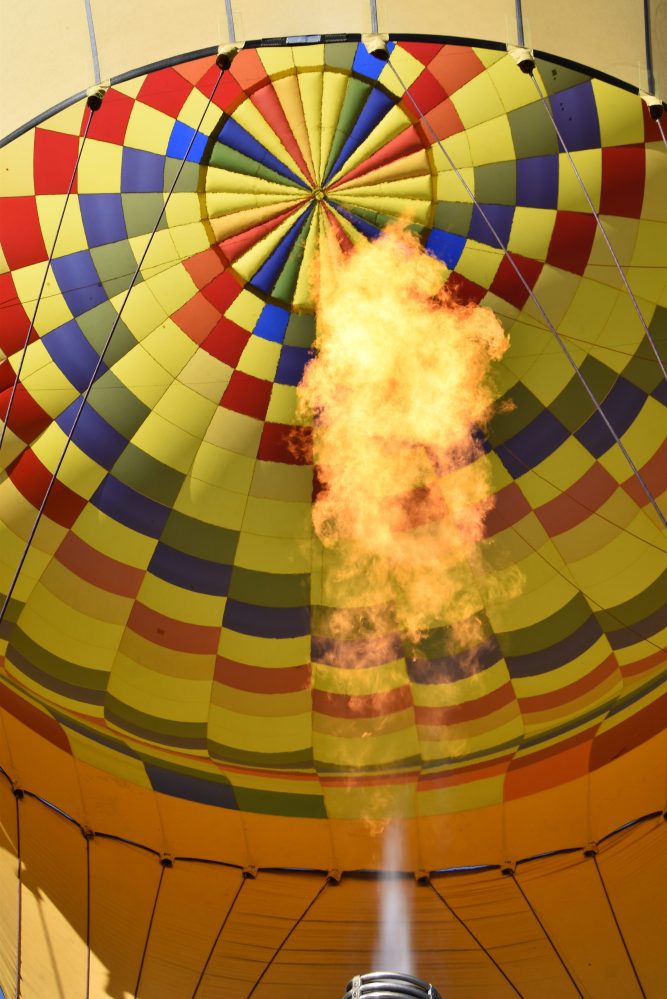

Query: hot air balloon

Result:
[0,2,665,996]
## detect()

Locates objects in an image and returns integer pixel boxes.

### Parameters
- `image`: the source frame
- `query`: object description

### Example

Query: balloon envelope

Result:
[0,29,665,999]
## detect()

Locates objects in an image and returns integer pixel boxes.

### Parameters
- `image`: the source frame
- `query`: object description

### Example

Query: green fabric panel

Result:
[88,369,151,438]
[232,786,327,818]
[498,593,594,656]
[77,300,135,367]
[323,41,357,73]
[229,567,309,607]
[271,211,314,304]
[207,142,300,188]
[122,193,168,237]
[106,695,209,744]
[112,442,185,506]
[487,383,544,444]
[209,741,316,772]
[433,201,473,237]
[535,59,591,96]
[323,77,372,180]
[508,101,559,158]
[549,356,617,432]
[474,161,517,205]
[90,241,144,301]
[8,630,107,691]
[161,510,239,562]
[284,311,315,348]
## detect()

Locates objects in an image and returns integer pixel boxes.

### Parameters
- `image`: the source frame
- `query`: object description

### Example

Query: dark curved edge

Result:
[1,763,664,875]
[2,32,665,149]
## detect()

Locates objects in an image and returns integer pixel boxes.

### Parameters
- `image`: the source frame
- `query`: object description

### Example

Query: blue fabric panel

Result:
[251,209,311,298]
[51,252,107,316]
[325,88,395,182]
[426,229,466,268]
[275,345,311,386]
[254,303,291,343]
[43,320,107,392]
[149,543,232,596]
[92,476,170,537]
[575,377,646,457]
[516,155,559,208]
[549,81,601,152]
[351,40,396,80]
[217,119,307,187]
[223,598,310,638]
[496,408,570,477]
[147,765,237,807]
[56,399,127,468]
[167,120,208,163]
[79,194,127,247]
[468,204,514,248]
[121,147,165,192]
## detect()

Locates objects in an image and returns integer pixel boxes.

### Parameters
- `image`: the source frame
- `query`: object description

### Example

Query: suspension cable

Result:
[0,109,95,453]
[509,871,584,997]
[246,876,329,998]
[85,832,92,999]
[529,73,665,382]
[134,860,168,997]
[385,57,666,530]
[13,788,23,999]
[191,874,247,997]
[657,117,667,149]
[429,880,523,996]
[0,65,225,629]
[589,851,647,997]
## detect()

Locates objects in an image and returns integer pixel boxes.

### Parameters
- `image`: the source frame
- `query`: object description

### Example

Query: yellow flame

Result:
[300,224,511,648]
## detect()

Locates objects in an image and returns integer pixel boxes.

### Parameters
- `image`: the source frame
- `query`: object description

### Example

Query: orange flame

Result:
[300,223,511,651]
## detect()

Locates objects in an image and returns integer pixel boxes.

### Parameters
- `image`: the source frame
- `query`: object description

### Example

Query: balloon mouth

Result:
[342,972,443,998]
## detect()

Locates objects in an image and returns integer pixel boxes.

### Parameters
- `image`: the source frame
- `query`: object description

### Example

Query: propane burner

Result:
[342,971,443,999]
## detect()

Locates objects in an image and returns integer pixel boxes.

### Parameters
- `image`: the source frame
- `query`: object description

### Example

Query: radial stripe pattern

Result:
[0,39,665,825]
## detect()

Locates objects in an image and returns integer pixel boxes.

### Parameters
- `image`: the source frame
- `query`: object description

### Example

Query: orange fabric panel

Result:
[0,777,18,999]
[440,868,581,997]
[19,794,88,999]
[199,871,325,998]
[88,836,162,999]
[0,708,84,821]
[136,861,243,996]
[516,851,643,997]
[588,730,667,842]
[596,819,667,998]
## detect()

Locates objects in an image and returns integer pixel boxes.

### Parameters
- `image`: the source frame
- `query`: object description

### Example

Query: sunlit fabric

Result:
[0,37,665,998]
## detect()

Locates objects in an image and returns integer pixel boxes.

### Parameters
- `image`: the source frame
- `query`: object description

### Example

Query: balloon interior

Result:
[0,25,665,999]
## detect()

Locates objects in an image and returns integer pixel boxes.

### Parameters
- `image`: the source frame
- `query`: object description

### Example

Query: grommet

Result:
[501,861,515,877]
[216,43,243,71]
[583,844,598,858]
[507,44,535,74]
[12,786,24,800]
[640,90,664,121]
[414,869,430,885]
[160,854,174,868]
[327,868,342,884]
[362,33,390,61]
[81,826,95,841]
[86,82,110,112]
[242,865,257,879]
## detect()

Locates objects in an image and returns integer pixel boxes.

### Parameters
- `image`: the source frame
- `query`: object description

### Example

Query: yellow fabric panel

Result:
[19,794,88,999]
[200,871,324,997]
[0,778,18,999]
[88,835,162,999]
[37,193,88,258]
[136,862,244,997]
[517,850,644,998]
[596,820,667,998]
[443,867,581,997]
